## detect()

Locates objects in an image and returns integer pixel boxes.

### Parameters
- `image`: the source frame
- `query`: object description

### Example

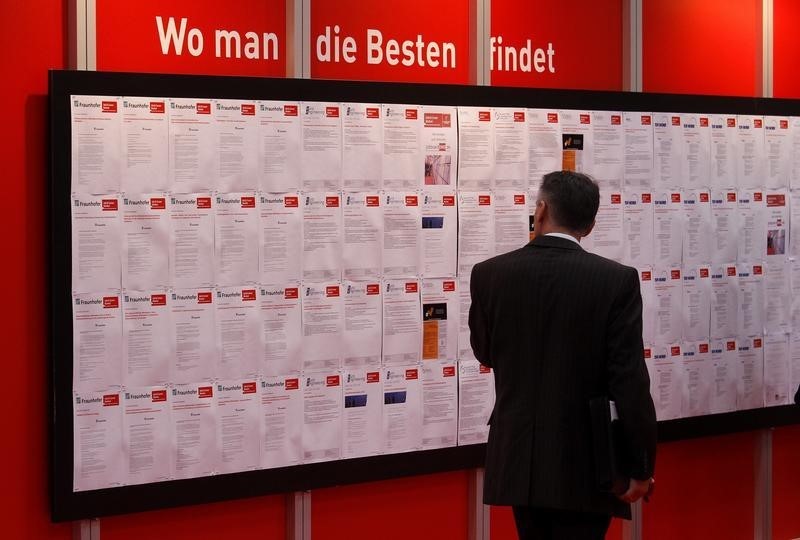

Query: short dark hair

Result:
[538,170,600,233]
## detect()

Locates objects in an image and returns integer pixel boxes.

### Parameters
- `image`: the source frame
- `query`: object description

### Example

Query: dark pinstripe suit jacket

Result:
[469,234,657,519]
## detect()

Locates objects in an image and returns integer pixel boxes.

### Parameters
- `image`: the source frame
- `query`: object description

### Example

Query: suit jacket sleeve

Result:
[606,266,657,480]
[469,263,492,368]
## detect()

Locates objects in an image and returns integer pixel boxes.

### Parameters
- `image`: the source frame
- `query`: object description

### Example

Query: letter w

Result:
[156,16,187,55]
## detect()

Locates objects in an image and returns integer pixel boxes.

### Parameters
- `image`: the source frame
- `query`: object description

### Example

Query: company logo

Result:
[754,338,762,348]
[700,117,709,127]
[325,106,339,118]
[239,196,255,208]
[727,118,736,127]
[365,107,380,119]
[670,116,680,126]
[241,104,255,116]
[366,372,380,383]
[546,112,559,123]
[754,192,763,202]
[241,289,256,301]
[513,194,526,205]
[405,369,418,380]
[197,197,212,209]
[442,195,455,206]
[699,268,710,278]
[284,196,299,207]
[610,194,621,204]
[641,193,652,203]
[641,115,652,125]
[405,195,418,206]
[366,195,380,207]
[366,284,380,295]
[150,102,165,114]
[405,109,418,120]
[727,266,737,276]
[102,199,118,211]
[285,378,299,390]
[478,195,491,205]
[479,365,491,374]
[103,296,119,308]
[151,294,167,306]
[781,119,789,129]
[443,281,455,292]
[280,105,298,116]
[513,111,525,122]
[671,345,681,356]
[753,265,763,275]
[326,285,340,297]
[641,270,652,281]
[148,197,166,210]
[197,292,212,304]
[699,193,709,203]
[198,386,213,398]
[103,394,120,406]
[326,375,340,387]
[699,343,709,353]
[754,118,763,128]
[102,101,118,113]
[644,348,652,359]
[242,382,257,394]
[152,390,167,402]
[285,287,299,299]
[405,282,418,293]
[325,196,339,208]
[727,341,736,351]
[196,103,211,114]
[478,111,491,122]
[671,269,681,280]
[671,193,681,203]
[424,112,451,128]
[767,194,785,207]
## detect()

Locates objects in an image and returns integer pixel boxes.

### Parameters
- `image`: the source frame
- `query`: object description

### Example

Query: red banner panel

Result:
[774,0,800,97]
[643,0,760,96]
[490,0,622,90]
[310,0,471,84]
[96,0,286,76]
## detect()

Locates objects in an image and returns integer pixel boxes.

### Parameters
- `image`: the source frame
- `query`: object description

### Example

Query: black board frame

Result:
[49,69,800,522]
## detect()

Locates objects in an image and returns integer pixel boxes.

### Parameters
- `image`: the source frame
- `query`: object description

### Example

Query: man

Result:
[469,170,657,539]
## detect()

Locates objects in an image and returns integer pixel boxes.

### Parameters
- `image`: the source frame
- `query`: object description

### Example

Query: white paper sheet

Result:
[342,369,383,458]
[648,344,684,420]
[72,195,121,293]
[764,116,791,189]
[259,193,302,284]
[623,112,654,190]
[170,289,216,383]
[214,99,258,192]
[639,268,656,345]
[168,98,216,193]
[736,115,766,189]
[682,189,712,265]
[622,191,654,267]
[582,190,624,261]
[121,97,168,193]
[458,192,494,275]
[709,115,738,190]
[710,190,739,264]
[709,339,738,414]
[382,192,421,278]
[590,111,623,191]
[738,189,767,262]
[301,282,343,371]
[737,336,765,410]
[342,103,382,190]
[458,275,477,362]
[122,195,169,290]
[792,117,800,190]
[382,280,421,366]
[215,381,260,473]
[738,263,765,337]
[259,284,302,376]
[559,110,593,174]
[123,387,171,485]
[791,190,800,257]
[653,267,683,345]
[215,286,260,379]
[303,372,343,463]
[652,190,683,267]
[382,366,422,453]
[457,360,494,445]
[260,376,302,468]
[681,341,712,417]
[169,194,215,288]
[301,102,342,191]
[302,193,343,281]
[258,101,301,192]
[681,114,711,189]
[342,281,382,369]
[710,264,739,339]
[494,191,529,256]
[421,279,458,362]
[421,362,458,449]
[652,113,683,190]
[73,391,123,491]
[421,192,457,278]
[215,193,258,286]
[764,332,791,406]
[342,192,382,280]
[73,292,122,392]
[791,334,800,405]
[457,107,494,190]
[493,108,528,189]
[71,95,121,195]
[765,190,789,258]
[791,259,800,331]
[765,259,791,334]
[382,105,422,189]
[171,383,216,479]
[421,106,457,188]
[682,266,711,341]
[123,291,171,387]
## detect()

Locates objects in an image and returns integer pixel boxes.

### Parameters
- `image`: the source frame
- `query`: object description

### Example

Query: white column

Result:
[286,491,312,540]
[468,468,491,540]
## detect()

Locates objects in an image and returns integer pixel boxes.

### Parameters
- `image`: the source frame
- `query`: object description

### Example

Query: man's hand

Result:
[619,477,654,504]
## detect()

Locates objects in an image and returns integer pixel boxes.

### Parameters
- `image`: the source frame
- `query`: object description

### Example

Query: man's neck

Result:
[540,226,582,243]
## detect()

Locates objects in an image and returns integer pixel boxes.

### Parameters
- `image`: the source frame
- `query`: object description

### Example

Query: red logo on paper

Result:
[241,196,255,208]
[699,193,709,203]
[326,286,340,297]
[443,366,456,377]
[325,196,339,208]
[781,120,789,129]
[700,268,710,278]
[405,195,418,206]
[767,194,785,207]
[103,394,119,406]
[754,192,763,202]
[325,106,339,118]
[405,369,419,380]
[671,193,681,203]
[326,375,340,387]
[197,197,212,209]
[610,194,621,204]
[580,114,591,124]
[366,107,380,119]
[478,111,491,121]
[727,341,736,351]
[101,101,117,113]
[671,116,680,126]
[671,269,681,280]
[242,382,257,394]
[641,271,652,281]
[284,196,299,207]
[479,365,491,374]
[366,284,380,295]
[405,109,418,120]
[753,265,763,275]
[671,346,681,356]
[285,287,299,299]
[405,282,418,293]
[150,197,166,210]
[241,289,256,301]
[727,118,736,127]
[641,193,652,203]
[149,102,165,114]
[285,378,299,390]
[547,112,559,123]
[644,348,652,359]
[366,372,380,383]
[443,281,455,292]
[727,266,737,276]
[284,105,298,116]
[754,119,763,128]
[152,390,167,402]
[151,294,166,306]
[696,343,708,354]
[513,194,526,205]
[478,195,491,205]
[365,195,379,207]
[611,115,621,125]
[198,386,213,398]
[754,338,762,348]
[641,115,652,125]
[442,195,455,206]
[102,199,118,211]
[241,104,255,116]
[196,103,211,114]
[700,117,709,127]
[103,296,119,308]
[197,292,212,304]
[513,111,525,122]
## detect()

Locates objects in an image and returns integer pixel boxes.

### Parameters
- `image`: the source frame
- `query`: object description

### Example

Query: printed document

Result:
[681,266,711,341]
[302,193,343,281]
[764,116,791,189]
[709,339,738,413]
[342,368,383,458]
[494,192,529,256]
[121,96,168,192]
[623,112,654,190]
[681,114,711,189]
[457,107,495,190]
[301,102,342,191]
[123,387,171,485]
[171,383,216,479]
[214,193,259,286]
[421,192,457,278]
[736,115,766,189]
[458,193,494,275]
[383,192,422,277]
[457,360,494,445]
[622,191,654,267]
[260,376,302,468]
[73,292,122,392]
[652,113,682,190]
[342,281,382,369]
[170,289,216,382]
[681,342,712,417]
[122,195,169,290]
[215,381,260,473]
[382,104,422,189]
[72,195,121,293]
[682,190,712,265]
[342,103,382,190]
[710,190,739,264]
[215,286,260,379]
[421,106,457,188]
[71,95,121,195]
[590,111,624,191]
[382,280,421,366]
[737,264,765,337]
[169,194,214,288]
[709,115,737,190]
[301,283,343,371]
[648,344,683,420]
[421,279,458,362]
[764,333,791,406]
[653,191,683,267]
[168,98,216,193]
[73,391,123,491]
[259,284,302,376]
[122,291,171,387]
[342,192,382,280]
[421,362,458,450]
[736,337,764,411]
[303,372,343,463]
[214,99,258,192]
[493,108,528,189]
[257,101,301,192]
[259,193,302,284]
[527,109,562,190]
[382,366,422,453]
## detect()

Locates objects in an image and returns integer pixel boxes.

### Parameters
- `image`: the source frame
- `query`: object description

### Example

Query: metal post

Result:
[754,429,773,540]
[621,500,642,540]
[285,0,304,77]
[468,468,490,540]
[301,0,311,78]
[762,0,774,98]
[622,0,642,92]
[286,491,312,540]
[472,0,491,86]
[73,518,100,540]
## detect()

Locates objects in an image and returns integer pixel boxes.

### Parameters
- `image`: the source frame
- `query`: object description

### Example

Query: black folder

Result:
[589,396,630,496]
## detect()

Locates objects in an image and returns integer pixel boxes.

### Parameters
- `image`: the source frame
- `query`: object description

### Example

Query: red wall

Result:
[773,0,800,98]
[772,425,800,539]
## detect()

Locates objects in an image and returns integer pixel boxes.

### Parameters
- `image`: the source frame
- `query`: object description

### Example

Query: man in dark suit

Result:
[469,170,657,539]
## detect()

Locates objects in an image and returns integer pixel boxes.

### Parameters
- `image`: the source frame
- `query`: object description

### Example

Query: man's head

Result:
[534,170,600,239]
